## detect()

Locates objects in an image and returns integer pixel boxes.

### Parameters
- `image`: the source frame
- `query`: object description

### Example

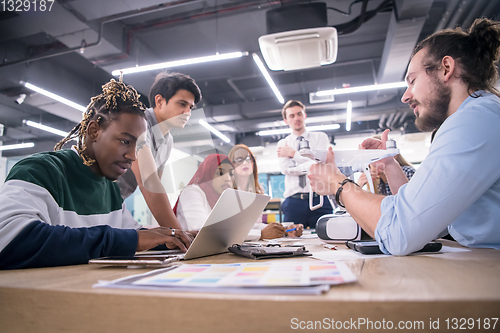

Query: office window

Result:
[258,173,268,194]
[258,173,285,199]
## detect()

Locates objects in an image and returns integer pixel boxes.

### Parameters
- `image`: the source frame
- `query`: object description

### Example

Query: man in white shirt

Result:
[117,72,201,229]
[277,100,333,228]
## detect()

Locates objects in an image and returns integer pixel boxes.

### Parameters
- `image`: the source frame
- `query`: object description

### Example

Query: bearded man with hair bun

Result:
[309,18,500,256]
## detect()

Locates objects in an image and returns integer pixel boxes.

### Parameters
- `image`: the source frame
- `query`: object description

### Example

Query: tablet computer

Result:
[345,240,442,255]
[89,254,181,267]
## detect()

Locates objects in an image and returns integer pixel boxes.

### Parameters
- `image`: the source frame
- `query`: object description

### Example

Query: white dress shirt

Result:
[277,130,330,198]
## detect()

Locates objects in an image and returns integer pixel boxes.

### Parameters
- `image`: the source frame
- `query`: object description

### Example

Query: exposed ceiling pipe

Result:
[378,113,387,129]
[446,0,473,29]
[0,30,103,68]
[399,111,410,127]
[385,112,396,129]
[395,111,407,128]
[210,58,380,110]
[435,0,460,32]
[376,0,433,85]
[370,59,378,84]
[198,98,407,135]
[462,0,490,29]
[387,111,399,129]
[479,0,500,19]
[400,110,410,126]
[389,111,406,129]
[0,1,200,68]
[236,103,249,121]
[91,0,284,66]
[202,105,217,124]
[227,78,248,103]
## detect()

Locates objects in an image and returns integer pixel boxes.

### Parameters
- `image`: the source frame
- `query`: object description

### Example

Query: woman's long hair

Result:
[173,154,234,214]
[228,144,263,194]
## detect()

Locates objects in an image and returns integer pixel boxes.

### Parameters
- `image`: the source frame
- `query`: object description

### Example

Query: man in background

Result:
[117,72,202,229]
[277,100,333,228]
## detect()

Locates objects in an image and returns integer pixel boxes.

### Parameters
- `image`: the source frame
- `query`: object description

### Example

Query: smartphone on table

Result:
[345,240,442,255]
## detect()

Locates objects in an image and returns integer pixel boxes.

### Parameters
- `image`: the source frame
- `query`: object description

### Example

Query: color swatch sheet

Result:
[131,262,356,287]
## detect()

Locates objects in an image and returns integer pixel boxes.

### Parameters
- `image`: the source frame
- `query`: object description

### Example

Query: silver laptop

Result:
[181,188,270,260]
[90,189,270,266]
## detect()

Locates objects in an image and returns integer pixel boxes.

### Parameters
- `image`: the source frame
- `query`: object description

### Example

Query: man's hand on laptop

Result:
[137,227,193,252]
[186,230,199,239]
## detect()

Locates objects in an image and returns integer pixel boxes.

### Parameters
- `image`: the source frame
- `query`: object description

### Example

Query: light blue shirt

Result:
[375,91,500,255]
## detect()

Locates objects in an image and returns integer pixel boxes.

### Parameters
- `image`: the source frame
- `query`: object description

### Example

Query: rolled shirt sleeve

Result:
[375,92,500,255]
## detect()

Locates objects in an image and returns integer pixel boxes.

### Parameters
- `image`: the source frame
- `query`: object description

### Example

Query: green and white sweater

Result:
[0,148,140,269]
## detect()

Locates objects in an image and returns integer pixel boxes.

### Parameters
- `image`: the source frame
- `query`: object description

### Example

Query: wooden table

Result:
[1,239,499,332]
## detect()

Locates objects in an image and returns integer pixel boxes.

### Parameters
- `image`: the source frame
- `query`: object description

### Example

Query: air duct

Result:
[265,2,328,34]
[259,27,338,71]
[258,3,337,71]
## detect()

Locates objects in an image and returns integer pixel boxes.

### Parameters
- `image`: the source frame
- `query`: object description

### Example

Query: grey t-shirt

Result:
[117,108,173,199]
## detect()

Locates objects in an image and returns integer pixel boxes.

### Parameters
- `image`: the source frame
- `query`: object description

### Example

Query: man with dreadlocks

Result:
[0,79,192,269]
[116,72,201,229]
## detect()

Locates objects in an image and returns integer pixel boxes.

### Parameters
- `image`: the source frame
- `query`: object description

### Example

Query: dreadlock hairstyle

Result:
[413,18,500,98]
[54,79,146,166]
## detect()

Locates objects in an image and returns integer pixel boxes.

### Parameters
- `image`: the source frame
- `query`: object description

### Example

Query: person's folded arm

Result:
[277,146,312,175]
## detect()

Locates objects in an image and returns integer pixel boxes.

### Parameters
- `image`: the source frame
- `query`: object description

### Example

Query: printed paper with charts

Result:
[131,262,356,287]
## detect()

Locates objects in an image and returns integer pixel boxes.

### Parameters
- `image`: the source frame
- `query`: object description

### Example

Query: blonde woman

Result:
[229,144,303,240]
